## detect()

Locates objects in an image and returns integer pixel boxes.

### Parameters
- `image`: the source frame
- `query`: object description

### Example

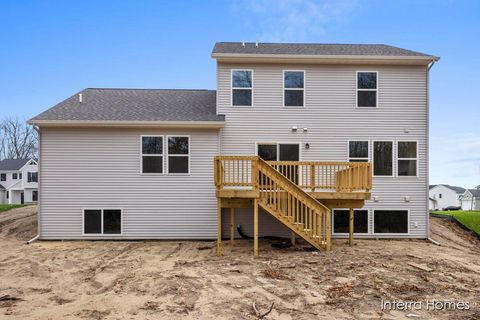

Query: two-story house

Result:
[0,158,38,204]
[28,42,438,254]
[428,184,465,210]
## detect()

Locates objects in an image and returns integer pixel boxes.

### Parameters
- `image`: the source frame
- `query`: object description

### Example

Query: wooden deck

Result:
[214,156,373,256]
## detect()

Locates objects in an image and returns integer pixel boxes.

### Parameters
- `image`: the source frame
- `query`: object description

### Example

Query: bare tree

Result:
[0,117,38,160]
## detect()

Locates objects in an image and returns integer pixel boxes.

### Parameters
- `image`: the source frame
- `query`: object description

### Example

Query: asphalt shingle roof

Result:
[0,159,31,171]
[212,42,436,58]
[468,189,480,198]
[30,89,224,122]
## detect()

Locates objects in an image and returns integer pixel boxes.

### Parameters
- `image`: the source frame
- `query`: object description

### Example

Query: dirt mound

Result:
[0,209,478,319]
[0,206,37,241]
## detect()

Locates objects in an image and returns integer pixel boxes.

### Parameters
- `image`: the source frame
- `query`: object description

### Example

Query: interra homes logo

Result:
[381,299,472,311]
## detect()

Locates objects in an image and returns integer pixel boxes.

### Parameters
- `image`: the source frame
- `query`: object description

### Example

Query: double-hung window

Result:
[83,209,122,235]
[357,71,377,107]
[373,141,393,176]
[142,136,163,173]
[284,71,304,107]
[0,174,5,181]
[397,141,417,176]
[348,141,369,162]
[27,172,38,182]
[13,173,18,180]
[232,70,252,106]
[167,136,189,174]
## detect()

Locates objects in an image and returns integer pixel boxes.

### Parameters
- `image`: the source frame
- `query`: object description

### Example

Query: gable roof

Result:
[29,89,224,126]
[0,184,5,191]
[467,189,480,198]
[0,159,31,171]
[212,42,439,63]
[430,184,466,194]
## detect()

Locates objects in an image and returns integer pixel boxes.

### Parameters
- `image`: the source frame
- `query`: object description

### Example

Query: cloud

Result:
[233,0,359,42]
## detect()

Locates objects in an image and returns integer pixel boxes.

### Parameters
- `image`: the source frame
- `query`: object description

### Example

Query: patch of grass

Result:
[0,204,26,213]
[433,211,480,234]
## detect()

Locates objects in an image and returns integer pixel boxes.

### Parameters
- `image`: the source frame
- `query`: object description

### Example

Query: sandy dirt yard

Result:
[0,206,479,319]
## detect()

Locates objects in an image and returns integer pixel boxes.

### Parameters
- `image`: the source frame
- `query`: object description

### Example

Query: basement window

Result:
[348,141,369,162]
[373,141,393,176]
[357,71,377,107]
[333,209,369,234]
[141,136,163,174]
[374,210,408,234]
[83,209,122,235]
[232,70,253,106]
[168,136,189,174]
[397,141,417,176]
[284,71,305,107]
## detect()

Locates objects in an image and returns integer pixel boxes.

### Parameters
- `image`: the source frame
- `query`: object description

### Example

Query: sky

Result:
[0,0,479,188]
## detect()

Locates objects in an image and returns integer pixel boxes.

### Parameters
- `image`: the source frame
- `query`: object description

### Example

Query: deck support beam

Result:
[291,231,296,246]
[254,199,259,257]
[349,208,354,246]
[217,198,222,256]
[230,208,235,247]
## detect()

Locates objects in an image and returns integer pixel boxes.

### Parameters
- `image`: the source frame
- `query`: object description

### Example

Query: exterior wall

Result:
[0,170,18,189]
[461,191,480,211]
[24,188,38,203]
[0,190,5,204]
[429,185,460,210]
[217,62,429,238]
[39,127,220,239]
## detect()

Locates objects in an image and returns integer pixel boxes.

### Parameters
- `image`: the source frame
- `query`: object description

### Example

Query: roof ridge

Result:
[216,41,389,46]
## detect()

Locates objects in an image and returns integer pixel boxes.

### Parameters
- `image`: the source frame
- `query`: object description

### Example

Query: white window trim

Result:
[332,208,370,236]
[254,141,303,161]
[82,208,123,236]
[372,209,410,236]
[231,69,254,107]
[396,140,418,177]
[356,71,378,108]
[140,135,165,175]
[372,140,394,177]
[283,70,305,108]
[347,139,370,162]
[167,135,190,175]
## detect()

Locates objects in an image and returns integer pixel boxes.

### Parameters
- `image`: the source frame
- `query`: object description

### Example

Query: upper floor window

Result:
[27,172,38,182]
[141,136,163,174]
[373,141,393,176]
[397,141,417,176]
[348,141,369,162]
[167,136,189,174]
[231,70,252,106]
[0,174,5,181]
[357,71,377,107]
[284,71,304,107]
[13,173,18,180]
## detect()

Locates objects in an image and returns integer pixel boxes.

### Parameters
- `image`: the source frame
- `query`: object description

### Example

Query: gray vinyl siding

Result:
[39,127,219,239]
[217,63,428,238]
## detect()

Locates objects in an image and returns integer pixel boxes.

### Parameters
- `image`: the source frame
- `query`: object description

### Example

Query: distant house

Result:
[0,158,38,204]
[460,189,480,211]
[429,184,465,210]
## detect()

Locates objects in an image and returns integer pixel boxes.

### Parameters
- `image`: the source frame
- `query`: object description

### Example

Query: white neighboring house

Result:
[460,189,480,211]
[0,159,38,205]
[429,184,465,211]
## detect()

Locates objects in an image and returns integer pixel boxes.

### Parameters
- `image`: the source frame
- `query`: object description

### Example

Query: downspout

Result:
[27,125,40,245]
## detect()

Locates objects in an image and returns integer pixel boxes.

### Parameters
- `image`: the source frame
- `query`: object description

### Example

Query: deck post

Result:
[326,208,331,251]
[254,198,259,257]
[349,207,354,246]
[291,231,296,246]
[230,207,235,247]
[217,198,222,256]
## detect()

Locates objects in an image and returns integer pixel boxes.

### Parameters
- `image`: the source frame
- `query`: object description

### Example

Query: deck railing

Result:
[214,156,372,192]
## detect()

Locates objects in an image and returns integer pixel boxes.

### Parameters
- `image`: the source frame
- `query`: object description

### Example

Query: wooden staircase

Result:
[256,158,330,250]
[214,155,372,256]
